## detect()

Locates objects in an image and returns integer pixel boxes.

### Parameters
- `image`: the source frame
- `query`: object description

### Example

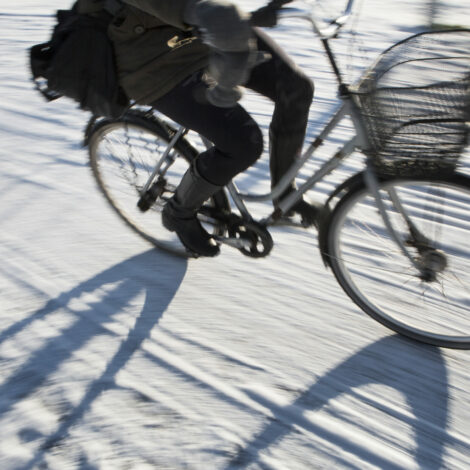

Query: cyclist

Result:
[79,0,316,256]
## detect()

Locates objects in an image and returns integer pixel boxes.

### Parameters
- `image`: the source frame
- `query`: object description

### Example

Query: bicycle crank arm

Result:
[214,235,253,251]
[199,207,274,257]
[268,216,311,228]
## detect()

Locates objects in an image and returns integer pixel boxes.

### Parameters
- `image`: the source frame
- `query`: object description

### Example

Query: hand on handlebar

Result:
[184,1,256,107]
[250,0,294,28]
[205,49,251,107]
[185,0,284,107]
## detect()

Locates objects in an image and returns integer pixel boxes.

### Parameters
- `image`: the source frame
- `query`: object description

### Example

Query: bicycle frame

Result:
[85,5,470,347]
[144,2,368,202]
[230,100,365,225]
[140,0,428,272]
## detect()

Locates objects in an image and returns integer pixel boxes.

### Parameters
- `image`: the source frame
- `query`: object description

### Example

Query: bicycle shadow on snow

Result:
[227,335,450,470]
[0,249,452,469]
[0,249,188,470]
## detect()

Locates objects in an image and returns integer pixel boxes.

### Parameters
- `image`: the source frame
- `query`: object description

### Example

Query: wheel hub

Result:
[418,249,448,282]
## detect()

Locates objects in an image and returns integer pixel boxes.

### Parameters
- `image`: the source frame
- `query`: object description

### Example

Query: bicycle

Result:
[84,0,470,349]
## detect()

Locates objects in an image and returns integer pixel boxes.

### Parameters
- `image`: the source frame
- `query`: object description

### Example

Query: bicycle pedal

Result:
[272,216,309,228]
[214,235,252,250]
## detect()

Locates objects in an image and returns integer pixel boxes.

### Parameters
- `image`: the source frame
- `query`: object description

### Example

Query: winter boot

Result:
[270,129,320,227]
[162,162,221,257]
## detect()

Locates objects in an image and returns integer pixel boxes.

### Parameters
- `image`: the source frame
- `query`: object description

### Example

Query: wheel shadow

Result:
[227,335,449,470]
[0,249,187,469]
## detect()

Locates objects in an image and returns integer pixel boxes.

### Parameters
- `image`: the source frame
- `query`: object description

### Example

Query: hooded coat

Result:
[77,0,210,103]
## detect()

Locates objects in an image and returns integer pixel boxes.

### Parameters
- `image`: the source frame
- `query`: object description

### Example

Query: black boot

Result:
[286,197,320,227]
[270,129,320,227]
[162,162,221,257]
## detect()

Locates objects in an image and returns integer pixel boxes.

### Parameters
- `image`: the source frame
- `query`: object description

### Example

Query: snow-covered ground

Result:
[0,1,469,469]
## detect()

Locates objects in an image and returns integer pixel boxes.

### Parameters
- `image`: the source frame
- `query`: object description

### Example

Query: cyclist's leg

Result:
[246,28,313,184]
[245,29,317,223]
[151,71,263,255]
[151,71,263,186]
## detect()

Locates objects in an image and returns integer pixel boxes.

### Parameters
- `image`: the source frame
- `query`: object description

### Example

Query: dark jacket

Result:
[77,0,209,103]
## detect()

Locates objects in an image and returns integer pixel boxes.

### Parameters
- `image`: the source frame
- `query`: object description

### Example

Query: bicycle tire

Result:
[325,172,470,349]
[87,110,229,257]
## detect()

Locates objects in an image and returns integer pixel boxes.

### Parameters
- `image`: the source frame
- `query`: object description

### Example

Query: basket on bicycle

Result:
[351,30,470,177]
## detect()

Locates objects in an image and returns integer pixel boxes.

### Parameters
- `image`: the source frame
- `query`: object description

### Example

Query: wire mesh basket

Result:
[352,30,470,177]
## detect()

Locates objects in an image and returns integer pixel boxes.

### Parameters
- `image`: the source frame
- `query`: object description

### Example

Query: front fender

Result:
[318,171,367,268]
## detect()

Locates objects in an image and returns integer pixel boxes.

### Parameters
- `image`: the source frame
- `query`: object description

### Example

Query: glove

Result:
[184,0,256,107]
[204,48,258,107]
[208,49,254,89]
[250,0,294,28]
[184,0,252,52]
[204,48,271,107]
[206,84,243,108]
[250,6,278,28]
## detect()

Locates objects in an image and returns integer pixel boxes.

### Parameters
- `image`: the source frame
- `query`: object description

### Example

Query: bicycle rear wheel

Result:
[326,173,470,349]
[87,110,228,257]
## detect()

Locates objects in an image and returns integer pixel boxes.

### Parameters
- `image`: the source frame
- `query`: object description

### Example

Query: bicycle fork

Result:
[364,167,447,282]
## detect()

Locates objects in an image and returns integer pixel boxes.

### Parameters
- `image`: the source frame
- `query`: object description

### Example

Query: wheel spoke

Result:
[88,115,227,257]
[328,176,470,348]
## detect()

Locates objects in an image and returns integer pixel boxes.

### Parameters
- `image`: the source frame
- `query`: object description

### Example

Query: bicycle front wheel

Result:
[326,173,470,349]
[87,111,228,257]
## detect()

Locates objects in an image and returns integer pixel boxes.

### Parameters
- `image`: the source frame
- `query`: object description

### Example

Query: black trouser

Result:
[151,28,314,187]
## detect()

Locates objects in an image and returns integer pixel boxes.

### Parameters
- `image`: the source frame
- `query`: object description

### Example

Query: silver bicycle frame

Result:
[364,168,425,272]
[139,0,423,267]
[147,93,369,225]
[140,1,363,212]
[140,126,187,195]
[243,101,363,225]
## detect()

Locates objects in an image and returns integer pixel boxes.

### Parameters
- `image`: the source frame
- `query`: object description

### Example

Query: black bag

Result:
[29,2,128,118]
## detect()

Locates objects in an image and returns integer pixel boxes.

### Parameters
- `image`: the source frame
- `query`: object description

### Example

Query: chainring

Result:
[227,220,273,258]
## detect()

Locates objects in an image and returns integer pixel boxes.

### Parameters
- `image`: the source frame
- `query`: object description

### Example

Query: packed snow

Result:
[0,0,469,469]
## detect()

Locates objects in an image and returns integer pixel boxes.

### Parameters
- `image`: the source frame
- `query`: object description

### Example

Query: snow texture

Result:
[0,0,469,469]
